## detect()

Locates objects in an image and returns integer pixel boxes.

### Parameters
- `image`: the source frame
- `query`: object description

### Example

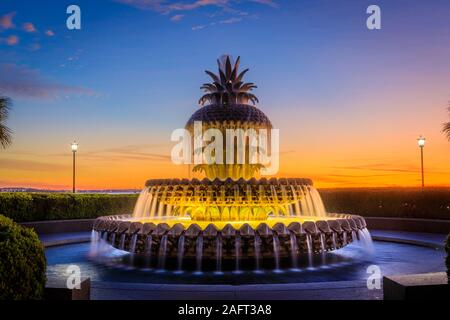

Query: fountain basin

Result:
[92,214,368,260]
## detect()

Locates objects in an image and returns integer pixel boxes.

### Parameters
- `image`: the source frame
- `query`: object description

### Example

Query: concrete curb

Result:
[42,236,91,248]
[371,235,444,250]
[21,218,95,234]
[365,217,450,234]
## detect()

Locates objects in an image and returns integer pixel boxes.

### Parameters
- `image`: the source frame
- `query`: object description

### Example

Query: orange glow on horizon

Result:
[1,134,449,191]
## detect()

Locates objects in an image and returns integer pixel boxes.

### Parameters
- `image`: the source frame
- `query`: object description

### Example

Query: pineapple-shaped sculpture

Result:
[186,55,273,180]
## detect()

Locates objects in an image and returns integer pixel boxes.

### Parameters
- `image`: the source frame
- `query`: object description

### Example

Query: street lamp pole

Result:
[417,136,425,191]
[71,142,78,193]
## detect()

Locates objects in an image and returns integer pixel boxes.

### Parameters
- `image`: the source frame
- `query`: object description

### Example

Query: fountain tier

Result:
[92,213,368,261]
[133,178,326,221]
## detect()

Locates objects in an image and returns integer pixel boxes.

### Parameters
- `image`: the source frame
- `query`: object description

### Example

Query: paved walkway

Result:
[91,280,383,300]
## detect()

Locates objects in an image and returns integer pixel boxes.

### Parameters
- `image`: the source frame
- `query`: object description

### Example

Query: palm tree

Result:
[199,55,259,106]
[0,96,12,149]
[443,103,450,141]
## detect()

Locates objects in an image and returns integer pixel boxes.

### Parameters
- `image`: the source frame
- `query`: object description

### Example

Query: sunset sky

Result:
[0,0,449,190]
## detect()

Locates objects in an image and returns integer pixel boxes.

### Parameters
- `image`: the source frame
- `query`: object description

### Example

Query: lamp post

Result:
[417,136,425,191]
[71,141,78,193]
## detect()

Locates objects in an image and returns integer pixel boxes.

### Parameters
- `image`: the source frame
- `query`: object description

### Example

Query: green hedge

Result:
[0,193,138,222]
[320,188,450,220]
[1,189,449,222]
[0,215,46,300]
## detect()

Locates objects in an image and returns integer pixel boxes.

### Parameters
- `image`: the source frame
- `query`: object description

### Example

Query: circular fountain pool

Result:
[45,238,445,285]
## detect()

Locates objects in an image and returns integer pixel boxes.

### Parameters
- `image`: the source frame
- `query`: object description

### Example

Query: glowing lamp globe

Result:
[417,136,426,147]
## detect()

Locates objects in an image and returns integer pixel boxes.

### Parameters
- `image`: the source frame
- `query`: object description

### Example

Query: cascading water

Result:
[195,235,203,274]
[357,228,374,254]
[177,235,185,272]
[119,234,126,250]
[157,235,168,270]
[131,181,329,220]
[254,234,262,272]
[234,235,241,273]
[129,234,137,254]
[308,187,327,216]
[331,233,337,249]
[306,234,314,270]
[319,234,326,251]
[89,230,99,257]
[272,234,281,272]
[144,235,153,269]
[111,233,116,248]
[215,234,223,274]
[289,232,299,270]
[319,234,327,267]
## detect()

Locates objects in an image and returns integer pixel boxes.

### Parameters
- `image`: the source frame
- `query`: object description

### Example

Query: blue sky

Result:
[0,0,449,189]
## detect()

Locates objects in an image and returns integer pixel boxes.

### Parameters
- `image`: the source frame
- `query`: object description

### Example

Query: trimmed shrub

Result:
[320,188,450,220]
[0,193,138,222]
[0,215,46,300]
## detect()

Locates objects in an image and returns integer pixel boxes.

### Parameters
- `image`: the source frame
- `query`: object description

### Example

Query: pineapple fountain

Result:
[91,56,372,272]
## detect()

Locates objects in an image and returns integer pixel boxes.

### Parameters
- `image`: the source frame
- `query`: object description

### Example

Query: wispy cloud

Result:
[250,0,278,8]
[115,0,278,18]
[219,17,241,24]
[332,163,419,174]
[115,0,167,12]
[192,25,206,31]
[0,63,94,99]
[45,144,172,163]
[29,43,41,51]
[331,163,450,175]
[0,158,68,172]
[0,12,15,31]
[0,179,71,190]
[170,14,185,21]
[23,22,37,33]
[80,144,172,162]
[3,35,19,46]
[115,0,278,31]
[45,29,55,37]
[116,0,229,13]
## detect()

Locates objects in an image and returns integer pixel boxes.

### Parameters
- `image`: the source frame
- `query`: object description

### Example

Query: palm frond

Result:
[0,124,12,148]
[205,70,220,83]
[236,69,249,83]
[219,69,227,85]
[201,84,217,92]
[442,102,450,141]
[443,122,450,140]
[240,83,257,91]
[232,56,241,79]
[0,96,12,149]
[225,56,232,79]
